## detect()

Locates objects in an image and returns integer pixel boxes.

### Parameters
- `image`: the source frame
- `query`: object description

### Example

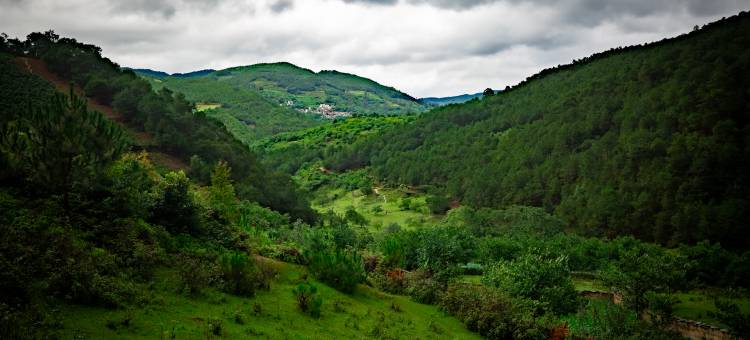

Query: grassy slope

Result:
[61,259,480,339]
[313,187,441,230]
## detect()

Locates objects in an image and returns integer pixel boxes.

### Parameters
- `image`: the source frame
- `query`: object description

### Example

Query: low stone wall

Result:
[578,291,734,339]
[668,316,735,340]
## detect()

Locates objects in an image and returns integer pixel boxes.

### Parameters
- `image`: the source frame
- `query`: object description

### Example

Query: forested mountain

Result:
[135,62,427,143]
[0,32,315,222]
[141,69,320,142]
[329,12,750,248]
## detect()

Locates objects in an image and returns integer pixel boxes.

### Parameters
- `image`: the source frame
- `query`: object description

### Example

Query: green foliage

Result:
[1,87,126,209]
[331,13,750,247]
[442,205,564,237]
[483,253,578,315]
[344,206,368,226]
[562,299,677,339]
[425,195,450,214]
[151,171,199,235]
[105,152,160,219]
[140,71,319,140]
[292,282,323,318]
[256,116,413,177]
[219,251,269,297]
[176,252,220,295]
[644,292,679,326]
[308,248,365,294]
[5,32,316,222]
[603,247,687,313]
[710,299,750,337]
[438,283,547,339]
[208,160,238,221]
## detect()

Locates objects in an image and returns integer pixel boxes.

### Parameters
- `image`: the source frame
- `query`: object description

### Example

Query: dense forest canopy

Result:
[329,12,750,248]
[0,31,315,222]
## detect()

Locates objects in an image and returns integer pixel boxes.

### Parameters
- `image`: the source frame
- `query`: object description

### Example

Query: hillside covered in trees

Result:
[135,62,427,143]
[329,12,750,248]
[0,32,315,222]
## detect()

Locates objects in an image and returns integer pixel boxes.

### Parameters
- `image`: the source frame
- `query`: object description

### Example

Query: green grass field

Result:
[672,291,750,328]
[60,258,479,339]
[573,278,607,292]
[312,187,442,230]
[195,103,221,112]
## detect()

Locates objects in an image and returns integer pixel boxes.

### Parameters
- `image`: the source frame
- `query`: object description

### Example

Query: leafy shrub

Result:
[151,171,199,235]
[477,237,524,263]
[482,253,578,315]
[563,299,678,339]
[308,248,365,293]
[176,252,220,295]
[370,267,408,295]
[425,195,450,214]
[710,299,750,337]
[292,282,322,318]
[438,283,546,339]
[219,252,268,296]
[405,269,444,304]
[603,247,687,313]
[644,292,679,326]
[260,243,305,264]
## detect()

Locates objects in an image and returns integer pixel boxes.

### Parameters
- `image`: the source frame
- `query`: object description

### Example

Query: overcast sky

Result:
[1,0,747,97]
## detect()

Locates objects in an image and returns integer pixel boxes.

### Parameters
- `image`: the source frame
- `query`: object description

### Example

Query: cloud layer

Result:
[1,0,746,97]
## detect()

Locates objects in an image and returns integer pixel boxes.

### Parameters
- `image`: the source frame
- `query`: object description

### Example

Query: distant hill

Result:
[420,93,484,106]
[136,68,321,142]
[134,62,428,143]
[329,12,750,248]
[212,62,427,116]
[136,62,427,117]
[130,68,215,78]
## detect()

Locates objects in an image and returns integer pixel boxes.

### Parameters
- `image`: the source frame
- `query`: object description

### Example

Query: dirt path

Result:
[14,57,187,170]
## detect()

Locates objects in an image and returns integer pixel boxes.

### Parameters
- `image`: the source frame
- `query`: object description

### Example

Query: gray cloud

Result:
[111,0,176,18]
[342,0,398,5]
[1,0,747,97]
[270,0,294,13]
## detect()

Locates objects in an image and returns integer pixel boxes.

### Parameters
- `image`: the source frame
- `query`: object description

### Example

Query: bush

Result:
[710,299,750,337]
[308,248,365,293]
[405,269,444,304]
[438,283,546,339]
[426,195,450,214]
[477,237,524,263]
[176,252,220,295]
[292,282,322,318]
[482,253,578,315]
[219,252,270,296]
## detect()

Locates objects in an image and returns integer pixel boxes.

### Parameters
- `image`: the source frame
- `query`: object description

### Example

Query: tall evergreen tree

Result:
[1,85,126,210]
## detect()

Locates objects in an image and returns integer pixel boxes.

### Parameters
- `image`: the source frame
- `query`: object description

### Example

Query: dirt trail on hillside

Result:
[14,57,187,170]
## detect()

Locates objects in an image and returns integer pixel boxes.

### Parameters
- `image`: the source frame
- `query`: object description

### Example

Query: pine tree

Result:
[1,85,126,210]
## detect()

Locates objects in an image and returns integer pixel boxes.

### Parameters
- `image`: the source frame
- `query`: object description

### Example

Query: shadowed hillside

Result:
[330,12,750,247]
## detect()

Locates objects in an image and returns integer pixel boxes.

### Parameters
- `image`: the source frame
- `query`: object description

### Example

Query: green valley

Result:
[2,8,750,340]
